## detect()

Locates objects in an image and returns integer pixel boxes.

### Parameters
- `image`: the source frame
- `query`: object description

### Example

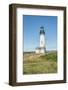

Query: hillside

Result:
[23,52,57,74]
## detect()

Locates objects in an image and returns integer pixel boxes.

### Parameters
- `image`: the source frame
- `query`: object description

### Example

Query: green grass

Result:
[23,52,57,74]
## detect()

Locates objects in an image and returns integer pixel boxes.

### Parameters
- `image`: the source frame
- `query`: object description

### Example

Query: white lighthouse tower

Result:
[35,26,45,54]
[39,26,45,53]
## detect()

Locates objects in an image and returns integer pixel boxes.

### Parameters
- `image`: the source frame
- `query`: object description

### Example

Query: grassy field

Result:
[23,51,57,74]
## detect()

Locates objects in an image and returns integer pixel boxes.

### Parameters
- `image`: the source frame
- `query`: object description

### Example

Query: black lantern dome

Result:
[40,26,45,34]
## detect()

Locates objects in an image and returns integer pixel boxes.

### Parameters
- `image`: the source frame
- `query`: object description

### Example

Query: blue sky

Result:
[23,15,57,52]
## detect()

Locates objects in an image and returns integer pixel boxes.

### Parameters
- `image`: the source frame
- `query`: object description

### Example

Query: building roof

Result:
[36,47,45,50]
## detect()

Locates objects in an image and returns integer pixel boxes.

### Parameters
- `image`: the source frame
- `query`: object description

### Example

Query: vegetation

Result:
[23,51,57,74]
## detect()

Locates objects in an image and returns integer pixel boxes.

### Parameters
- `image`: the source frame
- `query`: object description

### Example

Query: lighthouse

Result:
[35,26,46,54]
[40,27,45,48]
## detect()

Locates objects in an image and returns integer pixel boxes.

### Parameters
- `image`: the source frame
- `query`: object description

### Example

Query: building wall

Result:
[35,48,45,54]
[40,48,45,53]
[35,49,40,53]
